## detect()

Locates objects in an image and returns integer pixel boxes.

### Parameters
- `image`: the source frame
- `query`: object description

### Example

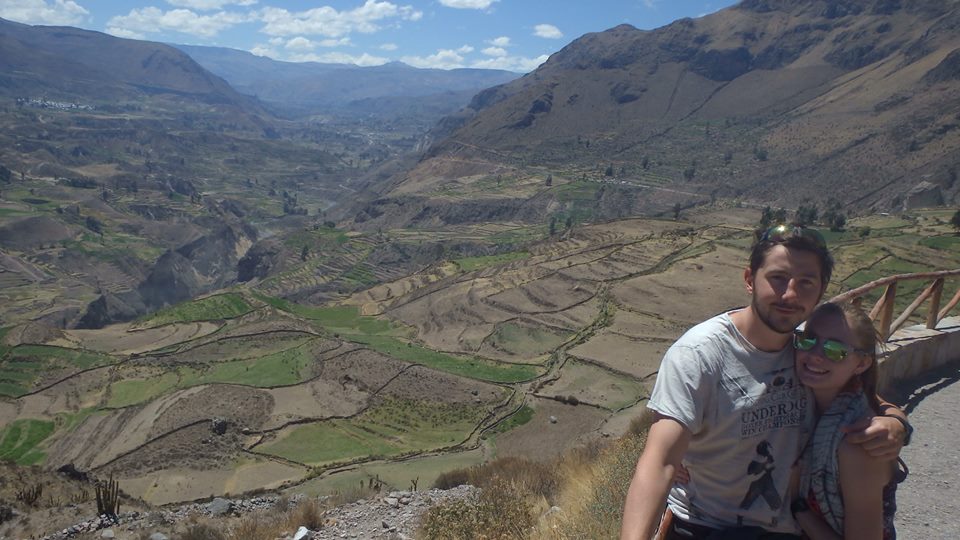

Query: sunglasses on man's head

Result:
[793,331,871,362]
[759,224,828,251]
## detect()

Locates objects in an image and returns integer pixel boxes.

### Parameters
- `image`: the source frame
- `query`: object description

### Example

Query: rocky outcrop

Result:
[902,181,944,210]
[76,199,257,327]
[237,238,285,282]
[76,291,146,329]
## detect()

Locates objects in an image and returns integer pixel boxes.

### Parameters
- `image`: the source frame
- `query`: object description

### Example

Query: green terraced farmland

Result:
[347,334,543,383]
[0,419,54,465]
[0,345,114,397]
[485,404,534,435]
[140,293,253,326]
[107,372,181,408]
[253,296,397,335]
[258,398,487,467]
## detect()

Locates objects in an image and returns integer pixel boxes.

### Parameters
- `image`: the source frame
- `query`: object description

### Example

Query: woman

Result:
[791,301,906,540]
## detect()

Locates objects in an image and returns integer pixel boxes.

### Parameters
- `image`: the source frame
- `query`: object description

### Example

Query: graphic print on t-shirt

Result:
[738,372,807,439]
[739,440,782,510]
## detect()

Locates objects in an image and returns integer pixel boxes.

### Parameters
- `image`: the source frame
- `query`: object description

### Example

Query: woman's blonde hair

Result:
[809,300,882,413]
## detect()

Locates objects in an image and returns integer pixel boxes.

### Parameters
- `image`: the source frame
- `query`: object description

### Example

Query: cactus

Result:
[95,475,120,517]
[16,483,42,506]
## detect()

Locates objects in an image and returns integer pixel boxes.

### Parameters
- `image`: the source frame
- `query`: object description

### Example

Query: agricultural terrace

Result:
[135,293,253,328]
[0,419,54,465]
[0,344,114,398]
[256,397,491,467]
[254,294,542,383]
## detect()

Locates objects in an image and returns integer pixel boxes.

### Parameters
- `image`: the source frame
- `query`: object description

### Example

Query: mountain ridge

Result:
[0,17,262,112]
[357,0,960,227]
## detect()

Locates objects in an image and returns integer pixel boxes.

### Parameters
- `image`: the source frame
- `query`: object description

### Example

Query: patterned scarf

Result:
[799,391,870,534]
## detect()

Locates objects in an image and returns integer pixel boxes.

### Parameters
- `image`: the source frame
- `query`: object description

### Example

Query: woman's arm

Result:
[838,438,890,540]
[793,438,890,540]
[794,505,843,540]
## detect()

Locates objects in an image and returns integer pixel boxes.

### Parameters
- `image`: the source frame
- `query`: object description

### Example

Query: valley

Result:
[3,205,959,510]
[2,1,960,536]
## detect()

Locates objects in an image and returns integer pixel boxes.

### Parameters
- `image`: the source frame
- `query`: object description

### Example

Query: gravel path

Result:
[889,361,960,539]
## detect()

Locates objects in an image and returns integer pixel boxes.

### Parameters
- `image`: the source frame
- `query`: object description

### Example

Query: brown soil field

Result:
[59,321,221,354]
[597,400,651,437]
[611,244,748,325]
[100,422,245,478]
[538,359,648,411]
[265,379,369,430]
[0,215,76,250]
[345,263,459,316]
[378,365,506,405]
[148,385,274,437]
[317,348,410,392]
[15,365,111,417]
[568,331,667,379]
[120,458,307,505]
[492,396,608,462]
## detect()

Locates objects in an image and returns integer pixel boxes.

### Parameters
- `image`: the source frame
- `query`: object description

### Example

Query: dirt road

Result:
[890,361,960,539]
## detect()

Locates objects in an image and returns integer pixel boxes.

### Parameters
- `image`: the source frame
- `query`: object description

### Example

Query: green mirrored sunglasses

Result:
[793,331,871,362]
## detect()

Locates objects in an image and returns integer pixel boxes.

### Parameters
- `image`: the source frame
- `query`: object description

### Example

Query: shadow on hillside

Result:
[885,360,960,415]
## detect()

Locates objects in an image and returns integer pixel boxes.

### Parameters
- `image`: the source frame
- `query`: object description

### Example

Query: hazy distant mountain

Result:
[174,44,520,116]
[0,18,261,112]
[377,0,960,219]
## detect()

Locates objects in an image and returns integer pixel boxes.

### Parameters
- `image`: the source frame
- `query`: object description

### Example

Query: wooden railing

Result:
[829,269,960,341]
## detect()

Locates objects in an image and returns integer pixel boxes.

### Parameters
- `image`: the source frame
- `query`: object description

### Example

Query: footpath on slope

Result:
[889,360,960,539]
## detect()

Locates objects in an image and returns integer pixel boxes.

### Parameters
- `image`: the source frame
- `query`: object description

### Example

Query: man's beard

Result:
[752,295,805,335]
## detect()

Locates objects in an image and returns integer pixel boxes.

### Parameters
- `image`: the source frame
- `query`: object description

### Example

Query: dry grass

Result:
[225,496,328,540]
[535,433,646,539]
[535,409,652,539]
[423,410,655,539]
[419,478,536,540]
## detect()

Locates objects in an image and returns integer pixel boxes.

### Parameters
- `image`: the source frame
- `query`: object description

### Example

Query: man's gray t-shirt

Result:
[648,312,813,533]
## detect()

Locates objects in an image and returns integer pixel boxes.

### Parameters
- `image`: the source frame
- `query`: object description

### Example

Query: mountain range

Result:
[351,0,960,229]
[174,44,520,118]
[0,17,257,111]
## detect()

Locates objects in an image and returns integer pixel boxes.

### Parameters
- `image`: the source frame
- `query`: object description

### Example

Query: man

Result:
[621,225,908,540]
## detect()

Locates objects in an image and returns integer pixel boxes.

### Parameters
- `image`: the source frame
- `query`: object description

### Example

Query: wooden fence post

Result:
[927,278,944,329]
[879,282,897,341]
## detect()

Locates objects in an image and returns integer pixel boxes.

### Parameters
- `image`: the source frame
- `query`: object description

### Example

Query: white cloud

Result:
[481,46,506,57]
[489,36,510,47]
[106,26,143,39]
[284,36,314,51]
[533,23,562,39]
[250,42,387,65]
[106,7,251,39]
[281,36,350,50]
[457,45,474,53]
[0,0,89,26]
[380,42,398,51]
[289,51,388,66]
[438,0,497,9]
[642,0,658,8]
[472,53,547,73]
[166,0,257,10]
[401,48,465,69]
[258,1,422,38]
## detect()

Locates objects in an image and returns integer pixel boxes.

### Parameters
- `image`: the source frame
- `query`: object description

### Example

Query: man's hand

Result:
[841,415,906,460]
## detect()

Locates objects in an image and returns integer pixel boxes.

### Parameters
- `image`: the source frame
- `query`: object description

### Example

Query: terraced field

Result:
[2,208,958,505]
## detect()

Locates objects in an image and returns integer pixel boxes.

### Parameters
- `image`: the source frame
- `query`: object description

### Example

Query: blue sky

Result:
[0,0,738,71]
